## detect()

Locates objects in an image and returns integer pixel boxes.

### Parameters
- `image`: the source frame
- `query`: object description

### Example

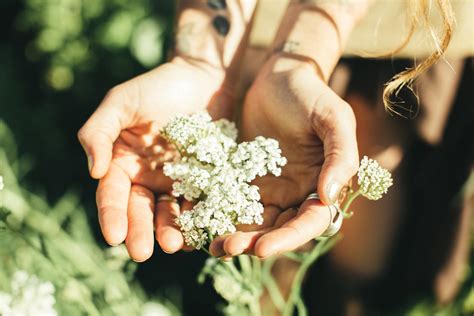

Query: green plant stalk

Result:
[248,297,262,316]
[261,256,285,312]
[340,189,362,217]
[252,256,262,283]
[281,188,364,316]
[238,255,252,279]
[223,260,244,282]
[296,296,308,316]
[282,238,333,316]
[283,251,304,262]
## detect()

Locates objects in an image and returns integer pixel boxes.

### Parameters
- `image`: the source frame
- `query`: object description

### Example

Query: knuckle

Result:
[341,102,357,130]
[312,99,337,136]
[347,158,359,176]
[105,85,123,99]
[77,127,88,143]
[128,216,148,228]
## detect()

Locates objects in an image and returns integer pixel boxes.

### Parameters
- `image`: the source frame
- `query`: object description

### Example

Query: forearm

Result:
[174,0,257,72]
[271,0,372,81]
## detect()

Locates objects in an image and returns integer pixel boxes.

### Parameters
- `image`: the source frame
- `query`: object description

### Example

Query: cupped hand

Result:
[210,54,359,258]
[78,57,234,261]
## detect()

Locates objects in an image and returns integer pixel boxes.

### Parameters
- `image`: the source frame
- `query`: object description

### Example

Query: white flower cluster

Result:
[162,112,287,249]
[0,175,4,191]
[0,271,57,316]
[357,156,393,200]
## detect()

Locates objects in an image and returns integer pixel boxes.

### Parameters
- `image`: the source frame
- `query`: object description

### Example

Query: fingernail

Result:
[326,180,342,204]
[220,256,232,262]
[87,155,93,173]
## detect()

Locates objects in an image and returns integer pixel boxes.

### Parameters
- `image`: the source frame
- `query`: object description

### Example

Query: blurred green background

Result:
[1,1,473,315]
[0,0,221,314]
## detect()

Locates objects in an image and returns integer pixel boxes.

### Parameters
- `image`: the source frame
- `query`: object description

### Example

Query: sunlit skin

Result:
[79,1,366,262]
[210,55,359,258]
[78,57,234,262]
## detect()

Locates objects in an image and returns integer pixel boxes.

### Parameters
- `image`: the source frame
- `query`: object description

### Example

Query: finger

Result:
[254,199,331,258]
[209,235,229,257]
[222,229,271,257]
[312,93,359,205]
[216,205,279,256]
[111,148,173,193]
[155,199,184,254]
[222,207,298,257]
[210,205,288,257]
[273,207,299,228]
[125,185,155,262]
[96,163,131,246]
[78,87,131,179]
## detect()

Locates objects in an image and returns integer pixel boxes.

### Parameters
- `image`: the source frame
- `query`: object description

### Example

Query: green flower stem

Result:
[282,237,337,316]
[283,251,304,262]
[296,296,308,316]
[224,259,244,282]
[262,257,285,312]
[340,189,362,218]
[238,255,252,279]
[249,298,262,316]
[252,256,262,283]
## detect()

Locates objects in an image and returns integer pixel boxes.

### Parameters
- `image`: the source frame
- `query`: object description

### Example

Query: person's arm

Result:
[78,0,257,261]
[210,1,375,259]
[173,0,257,82]
[268,0,372,205]
[271,0,371,81]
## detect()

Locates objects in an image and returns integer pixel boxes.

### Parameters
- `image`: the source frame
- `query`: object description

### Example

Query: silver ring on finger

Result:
[305,192,343,237]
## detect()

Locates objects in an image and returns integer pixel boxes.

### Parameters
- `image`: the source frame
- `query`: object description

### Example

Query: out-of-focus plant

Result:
[16,0,169,91]
[0,120,179,316]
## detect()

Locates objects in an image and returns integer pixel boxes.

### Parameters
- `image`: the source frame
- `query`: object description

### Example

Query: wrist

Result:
[271,1,370,79]
[170,56,226,85]
[270,51,326,82]
[263,53,327,87]
[174,0,257,74]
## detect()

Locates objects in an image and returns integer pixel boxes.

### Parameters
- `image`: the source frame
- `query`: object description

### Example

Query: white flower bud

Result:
[357,156,393,200]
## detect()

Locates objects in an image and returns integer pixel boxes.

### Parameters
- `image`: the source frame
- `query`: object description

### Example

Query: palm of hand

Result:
[210,56,358,258]
[80,58,234,261]
[109,59,233,194]
[240,60,327,211]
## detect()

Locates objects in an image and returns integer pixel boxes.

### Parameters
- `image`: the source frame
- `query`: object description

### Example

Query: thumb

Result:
[312,93,359,205]
[78,87,130,179]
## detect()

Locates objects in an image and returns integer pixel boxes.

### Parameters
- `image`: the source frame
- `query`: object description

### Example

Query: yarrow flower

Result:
[162,112,287,249]
[0,175,4,191]
[0,271,57,316]
[357,156,393,200]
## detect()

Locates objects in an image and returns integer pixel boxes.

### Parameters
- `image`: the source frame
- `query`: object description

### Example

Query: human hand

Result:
[210,54,359,258]
[78,57,234,261]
